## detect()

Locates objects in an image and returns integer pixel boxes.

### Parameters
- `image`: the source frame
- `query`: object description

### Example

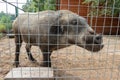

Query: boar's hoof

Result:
[40,62,51,67]
[13,61,20,67]
[28,57,37,63]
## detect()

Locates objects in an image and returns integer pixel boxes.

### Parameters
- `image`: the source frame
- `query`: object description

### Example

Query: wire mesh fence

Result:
[0,0,120,80]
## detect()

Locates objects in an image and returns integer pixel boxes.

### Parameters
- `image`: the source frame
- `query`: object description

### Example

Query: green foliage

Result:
[0,33,2,36]
[0,15,11,23]
[0,24,6,32]
[22,0,36,12]
[22,0,56,12]
[0,11,15,33]
[33,0,45,11]
[83,0,120,16]
[0,15,12,30]
[0,11,5,18]
[44,0,56,10]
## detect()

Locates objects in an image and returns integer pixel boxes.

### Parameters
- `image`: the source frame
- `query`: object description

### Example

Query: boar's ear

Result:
[50,25,64,34]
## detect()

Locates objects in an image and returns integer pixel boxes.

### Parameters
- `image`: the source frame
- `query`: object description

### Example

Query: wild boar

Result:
[12,10,104,67]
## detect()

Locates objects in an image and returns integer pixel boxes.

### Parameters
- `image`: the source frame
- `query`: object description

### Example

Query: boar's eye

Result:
[71,20,77,25]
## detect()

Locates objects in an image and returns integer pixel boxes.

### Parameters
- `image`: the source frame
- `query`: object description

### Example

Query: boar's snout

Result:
[82,33,104,52]
[85,34,103,44]
[94,34,103,44]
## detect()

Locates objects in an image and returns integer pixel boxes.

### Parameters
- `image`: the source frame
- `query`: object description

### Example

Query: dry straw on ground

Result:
[0,36,120,80]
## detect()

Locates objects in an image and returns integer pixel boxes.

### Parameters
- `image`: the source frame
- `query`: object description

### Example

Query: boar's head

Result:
[50,10,104,52]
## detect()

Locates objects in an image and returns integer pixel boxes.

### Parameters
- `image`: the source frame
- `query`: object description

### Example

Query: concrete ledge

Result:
[4,67,54,80]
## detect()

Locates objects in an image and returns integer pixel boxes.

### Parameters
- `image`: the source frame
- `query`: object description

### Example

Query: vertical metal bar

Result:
[15,7,18,17]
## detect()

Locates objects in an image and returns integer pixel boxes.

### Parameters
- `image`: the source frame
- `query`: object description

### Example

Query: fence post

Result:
[15,7,18,17]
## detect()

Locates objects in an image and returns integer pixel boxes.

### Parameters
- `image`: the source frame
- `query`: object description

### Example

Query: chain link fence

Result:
[0,0,120,80]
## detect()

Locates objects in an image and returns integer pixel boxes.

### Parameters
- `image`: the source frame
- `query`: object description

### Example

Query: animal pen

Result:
[0,0,120,80]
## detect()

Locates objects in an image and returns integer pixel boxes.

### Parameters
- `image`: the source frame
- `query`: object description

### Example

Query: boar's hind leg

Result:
[14,35,22,67]
[25,44,36,62]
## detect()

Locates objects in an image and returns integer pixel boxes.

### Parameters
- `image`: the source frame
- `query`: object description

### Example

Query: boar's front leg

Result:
[43,52,51,67]
[41,48,52,67]
[25,44,36,62]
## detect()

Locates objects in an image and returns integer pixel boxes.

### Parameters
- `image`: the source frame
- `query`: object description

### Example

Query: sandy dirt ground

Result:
[0,36,120,80]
